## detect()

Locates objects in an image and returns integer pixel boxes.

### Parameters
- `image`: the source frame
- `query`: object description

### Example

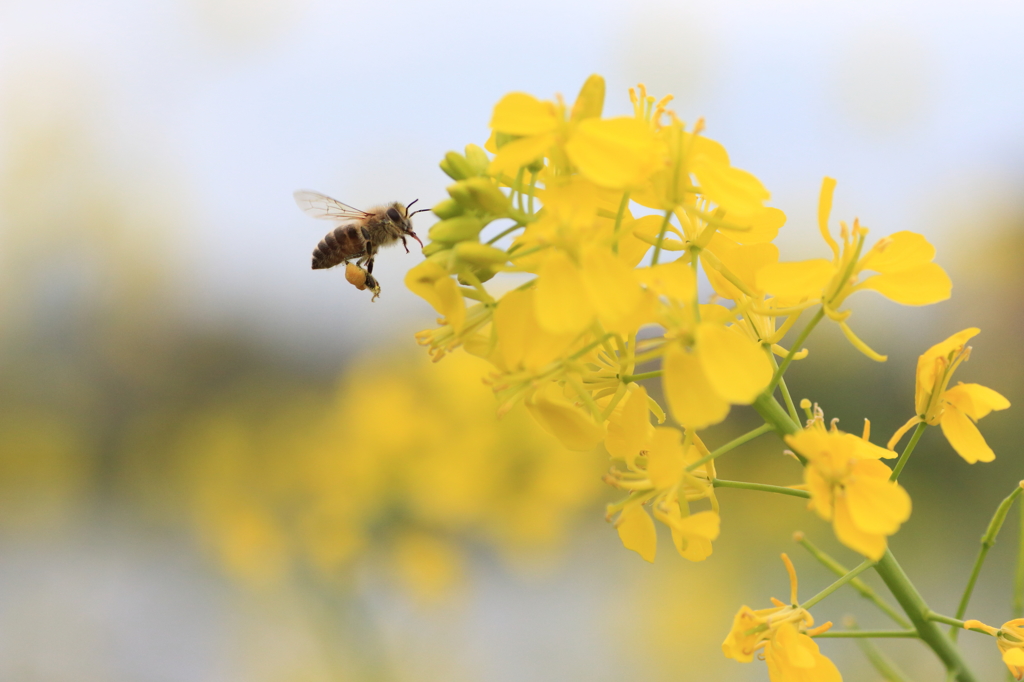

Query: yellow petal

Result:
[861,262,952,305]
[564,117,660,189]
[580,246,644,326]
[646,427,687,490]
[916,328,980,402]
[636,260,697,303]
[722,606,762,663]
[535,250,595,336]
[488,134,554,177]
[494,289,574,370]
[605,385,653,464]
[843,467,911,535]
[726,206,786,245]
[539,177,603,229]
[770,622,817,669]
[944,383,1011,421]
[833,495,887,560]
[866,230,936,273]
[616,503,657,562]
[756,259,836,304]
[695,323,773,404]
[490,92,559,136]
[662,346,730,430]
[703,235,779,300]
[433,276,467,333]
[691,156,770,218]
[846,432,898,460]
[569,74,605,122]
[405,260,467,331]
[525,382,605,451]
[940,403,996,463]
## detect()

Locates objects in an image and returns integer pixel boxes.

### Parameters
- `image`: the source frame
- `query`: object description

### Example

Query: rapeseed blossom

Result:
[786,422,910,560]
[407,74,959,566]
[405,74,1013,681]
[888,328,1010,463]
[756,178,951,361]
[722,554,840,680]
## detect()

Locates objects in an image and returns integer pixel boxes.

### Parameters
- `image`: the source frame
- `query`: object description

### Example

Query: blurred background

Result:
[1,0,1023,679]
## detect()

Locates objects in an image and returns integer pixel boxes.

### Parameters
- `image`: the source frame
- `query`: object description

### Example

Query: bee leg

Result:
[400,236,409,254]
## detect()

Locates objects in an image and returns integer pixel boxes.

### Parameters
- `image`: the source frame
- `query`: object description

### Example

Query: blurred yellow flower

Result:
[888,328,1010,463]
[182,350,604,599]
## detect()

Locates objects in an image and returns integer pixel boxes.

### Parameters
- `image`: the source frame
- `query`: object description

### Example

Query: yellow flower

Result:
[489,75,660,190]
[756,177,951,361]
[888,328,1010,463]
[963,619,1024,680]
[787,427,910,560]
[660,306,773,430]
[606,427,720,562]
[722,554,840,680]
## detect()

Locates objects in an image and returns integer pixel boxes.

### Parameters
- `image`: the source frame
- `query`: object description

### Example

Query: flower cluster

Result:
[406,75,1013,680]
[407,75,950,563]
[182,350,602,597]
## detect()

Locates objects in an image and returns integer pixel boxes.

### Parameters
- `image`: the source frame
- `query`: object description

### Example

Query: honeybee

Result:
[293,190,426,298]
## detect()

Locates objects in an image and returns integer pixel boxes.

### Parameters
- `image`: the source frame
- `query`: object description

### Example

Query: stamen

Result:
[781,553,800,605]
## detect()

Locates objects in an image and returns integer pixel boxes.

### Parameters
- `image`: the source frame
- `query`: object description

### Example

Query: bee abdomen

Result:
[312,225,365,270]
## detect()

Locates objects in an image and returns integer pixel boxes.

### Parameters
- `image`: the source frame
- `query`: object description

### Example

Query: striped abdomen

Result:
[312,224,367,270]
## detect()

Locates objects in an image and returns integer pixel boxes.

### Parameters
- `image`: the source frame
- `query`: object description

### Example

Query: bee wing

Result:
[293,190,371,221]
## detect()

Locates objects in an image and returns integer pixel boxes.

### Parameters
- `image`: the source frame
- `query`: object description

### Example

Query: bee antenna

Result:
[409,208,431,217]
[406,198,419,211]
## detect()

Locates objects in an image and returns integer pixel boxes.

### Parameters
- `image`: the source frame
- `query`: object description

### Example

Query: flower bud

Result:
[447,178,511,215]
[453,241,509,266]
[420,241,451,257]
[432,198,464,220]
[428,215,484,243]
[464,144,491,175]
[439,151,476,181]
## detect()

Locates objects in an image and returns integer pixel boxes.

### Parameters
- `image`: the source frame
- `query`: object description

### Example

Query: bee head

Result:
[396,199,426,249]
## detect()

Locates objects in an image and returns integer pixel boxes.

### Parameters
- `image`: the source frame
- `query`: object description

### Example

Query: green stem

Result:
[874,549,979,682]
[802,558,874,609]
[685,423,773,473]
[649,209,673,266]
[926,612,970,628]
[778,375,800,425]
[752,392,801,436]
[951,484,1023,641]
[1016,492,1024,619]
[621,370,662,383]
[796,534,911,628]
[486,223,525,245]
[889,422,927,482]
[814,630,918,639]
[711,478,809,499]
[767,308,824,394]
